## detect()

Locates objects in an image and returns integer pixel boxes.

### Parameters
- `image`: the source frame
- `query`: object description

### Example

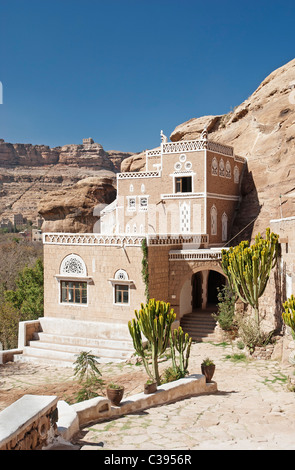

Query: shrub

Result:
[213,285,236,331]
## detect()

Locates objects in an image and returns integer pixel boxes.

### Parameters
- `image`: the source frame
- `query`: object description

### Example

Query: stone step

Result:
[28,339,132,360]
[15,343,128,367]
[180,310,217,342]
[32,332,134,352]
[15,317,136,367]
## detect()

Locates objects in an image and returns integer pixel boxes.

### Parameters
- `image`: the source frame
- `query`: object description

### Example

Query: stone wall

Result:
[43,243,146,324]
[0,395,58,450]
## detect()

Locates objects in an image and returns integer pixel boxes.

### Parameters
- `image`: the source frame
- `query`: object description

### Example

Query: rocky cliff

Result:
[0,139,134,228]
[122,58,295,240]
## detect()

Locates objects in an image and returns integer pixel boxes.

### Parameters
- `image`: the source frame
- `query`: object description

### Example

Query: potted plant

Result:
[106,382,124,406]
[201,358,215,383]
[144,379,157,394]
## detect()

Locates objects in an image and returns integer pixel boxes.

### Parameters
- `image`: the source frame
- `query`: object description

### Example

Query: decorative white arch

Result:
[210,205,217,236]
[60,254,87,277]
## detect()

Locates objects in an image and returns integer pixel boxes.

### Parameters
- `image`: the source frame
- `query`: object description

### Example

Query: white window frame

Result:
[108,269,134,307]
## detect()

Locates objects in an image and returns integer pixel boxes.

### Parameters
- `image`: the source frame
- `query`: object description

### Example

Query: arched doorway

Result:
[207,270,226,308]
[180,268,227,340]
[190,269,226,312]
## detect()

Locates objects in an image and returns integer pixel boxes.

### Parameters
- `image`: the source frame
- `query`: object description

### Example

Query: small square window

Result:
[128,197,136,211]
[115,284,129,304]
[175,176,192,193]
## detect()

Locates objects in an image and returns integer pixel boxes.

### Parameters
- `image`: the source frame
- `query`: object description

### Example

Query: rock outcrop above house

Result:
[122,58,295,239]
[38,176,117,233]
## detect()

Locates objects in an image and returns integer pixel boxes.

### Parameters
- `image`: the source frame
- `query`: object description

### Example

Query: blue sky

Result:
[0,0,295,153]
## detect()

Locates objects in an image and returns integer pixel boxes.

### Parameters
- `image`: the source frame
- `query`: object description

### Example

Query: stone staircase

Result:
[180,308,218,342]
[15,317,135,367]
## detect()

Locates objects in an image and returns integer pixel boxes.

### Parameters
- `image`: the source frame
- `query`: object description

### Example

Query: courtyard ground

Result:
[1,340,295,450]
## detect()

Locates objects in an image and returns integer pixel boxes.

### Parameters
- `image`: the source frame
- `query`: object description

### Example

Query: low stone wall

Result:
[0,374,218,450]
[0,395,59,450]
[57,373,217,444]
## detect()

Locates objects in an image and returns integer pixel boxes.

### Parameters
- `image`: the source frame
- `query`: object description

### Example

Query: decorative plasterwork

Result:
[60,254,87,277]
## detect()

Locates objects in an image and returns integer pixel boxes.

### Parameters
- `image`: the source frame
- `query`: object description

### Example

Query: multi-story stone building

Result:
[17,130,247,365]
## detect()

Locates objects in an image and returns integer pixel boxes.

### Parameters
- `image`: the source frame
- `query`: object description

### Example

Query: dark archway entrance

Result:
[192,272,202,309]
[207,270,226,307]
[191,269,226,311]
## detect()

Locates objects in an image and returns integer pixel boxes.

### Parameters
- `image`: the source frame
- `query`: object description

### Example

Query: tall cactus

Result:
[170,327,192,376]
[221,228,279,329]
[128,299,176,385]
[282,295,295,338]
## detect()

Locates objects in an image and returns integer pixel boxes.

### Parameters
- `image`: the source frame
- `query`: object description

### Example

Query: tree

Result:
[73,351,104,402]
[4,258,44,319]
[128,299,176,385]
[0,294,21,349]
[221,228,279,330]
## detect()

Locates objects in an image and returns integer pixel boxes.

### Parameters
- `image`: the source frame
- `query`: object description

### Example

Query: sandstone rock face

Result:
[38,176,117,233]
[0,139,134,227]
[122,58,295,240]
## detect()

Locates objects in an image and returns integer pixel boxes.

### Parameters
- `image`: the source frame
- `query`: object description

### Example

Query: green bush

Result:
[213,285,236,331]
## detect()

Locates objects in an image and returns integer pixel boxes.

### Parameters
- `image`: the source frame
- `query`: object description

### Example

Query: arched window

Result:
[113,269,130,305]
[210,205,217,236]
[222,212,228,241]
[225,161,231,178]
[219,159,225,177]
[59,254,88,305]
[211,157,218,176]
[234,165,239,184]
[60,254,87,277]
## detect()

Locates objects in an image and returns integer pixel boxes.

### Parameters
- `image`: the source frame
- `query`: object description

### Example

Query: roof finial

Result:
[160,130,168,144]
[200,127,208,140]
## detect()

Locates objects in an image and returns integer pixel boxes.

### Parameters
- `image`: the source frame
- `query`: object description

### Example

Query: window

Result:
[222,212,228,241]
[127,197,136,211]
[219,159,225,177]
[226,161,231,178]
[61,281,87,304]
[234,165,239,184]
[175,176,192,193]
[210,205,217,236]
[211,157,218,176]
[139,196,148,211]
[115,284,129,304]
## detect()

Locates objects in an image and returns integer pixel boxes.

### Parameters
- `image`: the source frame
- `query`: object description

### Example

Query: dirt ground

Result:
[0,353,167,411]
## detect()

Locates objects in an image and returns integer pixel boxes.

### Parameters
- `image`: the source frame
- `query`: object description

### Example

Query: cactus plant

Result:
[170,326,192,377]
[282,295,295,338]
[128,299,176,385]
[221,228,279,329]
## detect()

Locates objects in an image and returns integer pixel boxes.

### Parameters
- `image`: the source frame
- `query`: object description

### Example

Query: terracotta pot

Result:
[107,386,124,406]
[144,382,157,394]
[201,364,215,383]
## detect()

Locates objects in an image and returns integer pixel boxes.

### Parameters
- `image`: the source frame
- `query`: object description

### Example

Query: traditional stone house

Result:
[17,130,247,365]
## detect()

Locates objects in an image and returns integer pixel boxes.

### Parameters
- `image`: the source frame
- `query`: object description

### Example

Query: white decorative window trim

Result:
[222,212,228,241]
[219,159,225,177]
[234,165,240,184]
[210,205,217,236]
[108,269,134,306]
[211,157,218,176]
[225,161,231,178]
[179,153,187,162]
[127,196,136,212]
[60,254,87,277]
[139,196,149,211]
